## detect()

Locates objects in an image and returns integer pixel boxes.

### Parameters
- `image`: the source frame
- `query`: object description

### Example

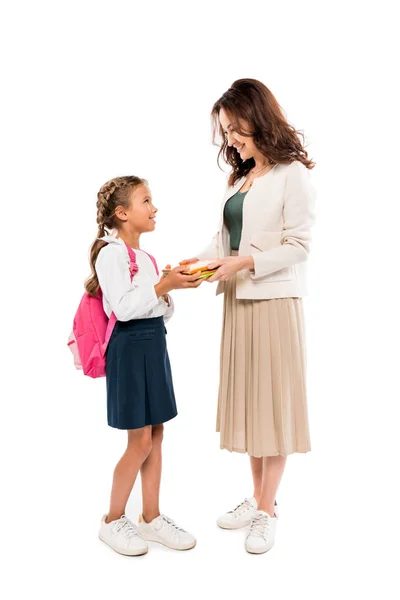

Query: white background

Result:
[1,1,400,598]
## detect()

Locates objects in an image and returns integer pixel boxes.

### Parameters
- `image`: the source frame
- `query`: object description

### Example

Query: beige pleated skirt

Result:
[217,255,311,458]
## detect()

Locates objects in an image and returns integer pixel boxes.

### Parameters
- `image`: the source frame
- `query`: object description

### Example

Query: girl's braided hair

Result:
[85,175,147,297]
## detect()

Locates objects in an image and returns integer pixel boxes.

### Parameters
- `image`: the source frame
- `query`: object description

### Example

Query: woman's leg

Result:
[250,457,263,503]
[140,424,163,522]
[106,426,153,523]
[257,456,287,516]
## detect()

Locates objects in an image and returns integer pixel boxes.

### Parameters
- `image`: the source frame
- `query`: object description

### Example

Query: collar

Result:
[98,234,124,246]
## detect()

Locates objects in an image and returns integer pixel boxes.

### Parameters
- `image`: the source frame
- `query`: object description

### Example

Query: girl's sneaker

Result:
[99,514,148,556]
[245,510,277,554]
[137,513,196,550]
[217,497,278,529]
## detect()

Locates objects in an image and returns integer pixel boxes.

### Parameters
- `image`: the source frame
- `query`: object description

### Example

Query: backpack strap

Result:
[123,242,159,276]
[123,243,139,278]
[142,250,159,275]
[102,242,139,354]
[104,313,117,352]
[102,241,159,355]
[102,242,160,353]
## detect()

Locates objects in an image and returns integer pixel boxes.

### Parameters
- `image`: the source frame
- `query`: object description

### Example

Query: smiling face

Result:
[219,107,259,163]
[114,183,158,233]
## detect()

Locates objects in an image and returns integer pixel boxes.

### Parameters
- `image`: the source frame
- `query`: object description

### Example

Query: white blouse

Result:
[95,236,174,323]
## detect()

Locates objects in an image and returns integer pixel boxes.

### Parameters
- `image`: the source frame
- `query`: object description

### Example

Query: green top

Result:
[223,189,249,250]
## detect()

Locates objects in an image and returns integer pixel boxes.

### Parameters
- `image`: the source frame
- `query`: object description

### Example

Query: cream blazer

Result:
[196,160,316,300]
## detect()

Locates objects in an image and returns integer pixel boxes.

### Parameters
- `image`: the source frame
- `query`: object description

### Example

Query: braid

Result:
[84,175,147,296]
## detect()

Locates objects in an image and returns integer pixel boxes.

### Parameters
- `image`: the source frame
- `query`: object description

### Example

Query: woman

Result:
[181,79,316,554]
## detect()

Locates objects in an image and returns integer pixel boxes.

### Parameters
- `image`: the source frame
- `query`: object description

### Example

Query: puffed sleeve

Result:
[96,245,159,320]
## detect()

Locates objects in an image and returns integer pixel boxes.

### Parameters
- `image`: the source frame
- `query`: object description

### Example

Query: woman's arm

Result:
[182,177,234,263]
[250,161,316,280]
[179,232,219,266]
[192,232,219,261]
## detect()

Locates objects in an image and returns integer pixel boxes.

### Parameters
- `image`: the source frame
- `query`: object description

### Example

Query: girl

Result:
[181,79,316,554]
[85,175,202,556]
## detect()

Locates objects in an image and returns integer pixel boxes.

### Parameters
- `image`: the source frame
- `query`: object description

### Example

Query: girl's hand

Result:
[207,256,253,282]
[156,266,204,296]
[168,266,204,290]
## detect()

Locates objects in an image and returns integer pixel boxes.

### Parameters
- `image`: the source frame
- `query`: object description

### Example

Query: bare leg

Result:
[250,456,263,503]
[140,424,164,522]
[106,426,153,523]
[258,455,287,516]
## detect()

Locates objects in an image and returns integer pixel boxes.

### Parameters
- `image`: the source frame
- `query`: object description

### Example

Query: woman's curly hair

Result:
[211,78,315,186]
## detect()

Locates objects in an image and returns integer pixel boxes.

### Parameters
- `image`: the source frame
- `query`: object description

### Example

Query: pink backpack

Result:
[68,240,159,378]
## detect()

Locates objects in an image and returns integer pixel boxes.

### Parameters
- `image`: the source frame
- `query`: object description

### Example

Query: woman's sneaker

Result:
[99,514,148,556]
[217,497,278,529]
[137,513,196,550]
[245,510,277,554]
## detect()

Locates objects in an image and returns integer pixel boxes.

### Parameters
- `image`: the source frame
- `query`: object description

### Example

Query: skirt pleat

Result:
[217,272,311,458]
[106,317,177,430]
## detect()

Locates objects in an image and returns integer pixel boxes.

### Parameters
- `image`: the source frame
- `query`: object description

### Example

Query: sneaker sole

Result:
[138,532,196,551]
[246,548,271,554]
[246,545,273,554]
[217,518,253,530]
[98,534,149,556]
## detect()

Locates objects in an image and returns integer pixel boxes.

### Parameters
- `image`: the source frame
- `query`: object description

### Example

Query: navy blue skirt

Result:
[105,317,177,430]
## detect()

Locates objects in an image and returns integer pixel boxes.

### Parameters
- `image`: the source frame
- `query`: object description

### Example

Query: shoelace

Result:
[248,514,270,539]
[229,499,253,518]
[160,514,186,537]
[113,516,138,539]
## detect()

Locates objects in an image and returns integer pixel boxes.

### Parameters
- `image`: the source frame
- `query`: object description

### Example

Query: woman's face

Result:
[115,184,158,233]
[219,107,258,162]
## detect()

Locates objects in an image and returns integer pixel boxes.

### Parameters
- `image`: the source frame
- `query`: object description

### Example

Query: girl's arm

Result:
[96,246,160,321]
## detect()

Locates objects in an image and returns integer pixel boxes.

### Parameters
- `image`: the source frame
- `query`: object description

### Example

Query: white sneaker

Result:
[137,513,196,550]
[245,510,277,554]
[217,497,278,530]
[99,514,148,556]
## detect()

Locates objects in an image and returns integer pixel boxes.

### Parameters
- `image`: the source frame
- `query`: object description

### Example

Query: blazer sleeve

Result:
[195,232,219,260]
[195,178,231,260]
[250,161,316,280]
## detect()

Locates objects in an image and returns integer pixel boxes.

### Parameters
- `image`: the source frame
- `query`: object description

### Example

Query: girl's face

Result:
[219,107,259,163]
[115,184,158,233]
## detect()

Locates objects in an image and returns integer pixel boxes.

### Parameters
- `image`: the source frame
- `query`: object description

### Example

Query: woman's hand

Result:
[206,256,254,283]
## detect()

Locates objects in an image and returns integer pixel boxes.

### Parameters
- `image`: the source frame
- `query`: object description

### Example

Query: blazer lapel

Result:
[223,176,246,205]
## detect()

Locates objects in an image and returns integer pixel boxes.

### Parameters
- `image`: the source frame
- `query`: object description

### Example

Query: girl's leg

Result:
[106,426,153,523]
[258,455,287,516]
[250,456,263,503]
[140,424,163,522]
